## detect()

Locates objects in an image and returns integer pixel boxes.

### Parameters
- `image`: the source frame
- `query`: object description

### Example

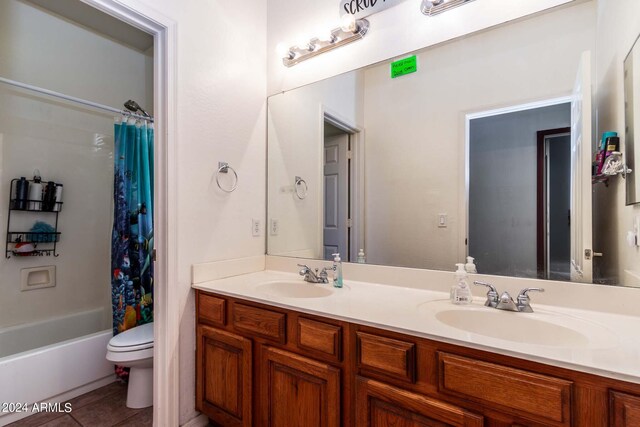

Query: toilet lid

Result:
[108,322,154,352]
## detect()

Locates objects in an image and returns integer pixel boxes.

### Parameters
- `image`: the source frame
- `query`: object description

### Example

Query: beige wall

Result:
[0,0,151,331]
[594,0,640,286]
[268,71,364,259]
[115,0,267,424]
[267,0,575,94]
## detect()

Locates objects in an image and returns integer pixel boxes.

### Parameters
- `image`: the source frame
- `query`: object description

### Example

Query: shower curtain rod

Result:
[0,76,153,122]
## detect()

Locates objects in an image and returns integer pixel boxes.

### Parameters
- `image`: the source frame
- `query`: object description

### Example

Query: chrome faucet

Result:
[473,281,544,312]
[298,264,330,284]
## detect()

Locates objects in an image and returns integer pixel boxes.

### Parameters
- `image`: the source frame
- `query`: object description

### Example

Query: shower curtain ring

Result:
[216,162,238,193]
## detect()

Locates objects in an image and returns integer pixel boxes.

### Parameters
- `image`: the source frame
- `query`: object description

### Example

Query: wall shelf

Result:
[6,178,62,258]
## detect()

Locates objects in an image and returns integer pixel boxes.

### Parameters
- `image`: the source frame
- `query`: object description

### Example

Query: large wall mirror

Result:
[625,34,640,205]
[267,0,638,287]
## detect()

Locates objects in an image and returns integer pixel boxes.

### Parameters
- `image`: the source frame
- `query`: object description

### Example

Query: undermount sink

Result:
[419,301,617,349]
[256,281,334,299]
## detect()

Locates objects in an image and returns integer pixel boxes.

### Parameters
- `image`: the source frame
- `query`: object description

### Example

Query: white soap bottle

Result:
[465,256,477,274]
[332,253,343,288]
[451,263,473,305]
[357,249,366,264]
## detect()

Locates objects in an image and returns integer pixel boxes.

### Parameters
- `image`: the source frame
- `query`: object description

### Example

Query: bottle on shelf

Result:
[28,170,43,211]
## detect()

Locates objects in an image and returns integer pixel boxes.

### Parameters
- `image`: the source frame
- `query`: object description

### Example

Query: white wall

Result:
[0,0,151,333]
[267,0,575,95]
[114,0,267,424]
[594,0,640,286]
[268,71,364,258]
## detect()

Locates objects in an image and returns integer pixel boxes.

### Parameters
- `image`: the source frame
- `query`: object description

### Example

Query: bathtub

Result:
[0,308,115,425]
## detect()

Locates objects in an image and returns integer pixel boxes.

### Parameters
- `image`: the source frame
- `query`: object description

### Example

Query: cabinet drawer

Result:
[610,391,640,426]
[198,293,226,326]
[356,331,416,383]
[438,352,572,425]
[296,317,342,362]
[232,303,286,343]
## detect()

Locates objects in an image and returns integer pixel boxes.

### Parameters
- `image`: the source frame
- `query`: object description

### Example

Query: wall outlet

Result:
[438,213,448,228]
[252,219,261,237]
[270,219,279,236]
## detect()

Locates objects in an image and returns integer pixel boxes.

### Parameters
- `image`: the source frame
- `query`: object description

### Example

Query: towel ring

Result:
[216,162,238,193]
[294,176,308,199]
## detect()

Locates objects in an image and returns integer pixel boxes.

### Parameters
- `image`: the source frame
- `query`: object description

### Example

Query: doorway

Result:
[537,128,571,280]
[323,122,352,261]
[467,100,571,278]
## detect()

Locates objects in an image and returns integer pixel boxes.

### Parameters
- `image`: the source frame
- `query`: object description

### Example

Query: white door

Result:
[570,51,593,283]
[323,134,349,260]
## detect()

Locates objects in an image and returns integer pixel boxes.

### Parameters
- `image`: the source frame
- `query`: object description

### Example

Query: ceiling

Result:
[26,0,154,52]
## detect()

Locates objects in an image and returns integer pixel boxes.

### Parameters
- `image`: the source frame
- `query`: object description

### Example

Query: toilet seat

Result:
[107,322,154,352]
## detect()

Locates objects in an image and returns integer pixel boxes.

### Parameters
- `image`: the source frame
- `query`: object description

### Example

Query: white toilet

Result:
[106,322,154,408]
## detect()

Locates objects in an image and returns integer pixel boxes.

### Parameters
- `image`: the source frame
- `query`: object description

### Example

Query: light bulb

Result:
[340,14,357,33]
[318,29,336,43]
[276,42,293,59]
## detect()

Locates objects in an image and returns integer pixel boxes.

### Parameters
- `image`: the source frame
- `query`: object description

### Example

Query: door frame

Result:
[321,107,364,262]
[80,1,179,424]
[536,127,571,279]
[464,96,572,262]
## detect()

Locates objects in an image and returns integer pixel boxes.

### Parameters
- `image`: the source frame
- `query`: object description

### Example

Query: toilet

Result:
[106,322,154,408]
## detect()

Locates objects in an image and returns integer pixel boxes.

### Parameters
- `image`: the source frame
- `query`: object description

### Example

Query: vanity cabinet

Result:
[195,290,640,427]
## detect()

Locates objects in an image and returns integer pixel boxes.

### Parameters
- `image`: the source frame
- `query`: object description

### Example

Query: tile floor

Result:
[8,382,152,427]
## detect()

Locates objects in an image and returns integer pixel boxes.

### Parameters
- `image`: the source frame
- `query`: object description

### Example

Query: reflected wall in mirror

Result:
[268,0,640,287]
[625,35,640,205]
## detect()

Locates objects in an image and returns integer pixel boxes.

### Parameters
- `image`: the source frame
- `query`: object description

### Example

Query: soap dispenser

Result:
[357,249,366,264]
[451,263,473,305]
[465,256,477,274]
[332,253,343,288]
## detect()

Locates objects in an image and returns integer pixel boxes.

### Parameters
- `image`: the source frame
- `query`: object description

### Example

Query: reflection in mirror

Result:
[267,0,637,287]
[625,35,640,205]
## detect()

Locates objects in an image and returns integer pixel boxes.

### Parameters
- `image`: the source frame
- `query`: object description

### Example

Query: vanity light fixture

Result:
[421,0,476,16]
[279,17,369,67]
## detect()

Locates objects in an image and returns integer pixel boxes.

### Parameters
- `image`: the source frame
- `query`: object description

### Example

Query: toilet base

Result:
[127,366,153,408]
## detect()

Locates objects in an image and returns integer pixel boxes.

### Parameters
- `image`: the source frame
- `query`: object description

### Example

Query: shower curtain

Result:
[111,117,154,349]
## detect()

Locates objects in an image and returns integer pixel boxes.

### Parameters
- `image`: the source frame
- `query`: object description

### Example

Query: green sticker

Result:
[391,56,417,78]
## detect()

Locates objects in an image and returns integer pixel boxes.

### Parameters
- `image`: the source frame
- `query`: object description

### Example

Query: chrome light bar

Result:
[421,0,476,16]
[282,19,369,67]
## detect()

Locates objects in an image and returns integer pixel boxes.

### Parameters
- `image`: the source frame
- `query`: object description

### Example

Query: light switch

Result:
[438,213,448,228]
[270,219,279,236]
[252,219,261,237]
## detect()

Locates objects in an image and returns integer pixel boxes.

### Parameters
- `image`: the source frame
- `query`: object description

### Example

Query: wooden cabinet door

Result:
[356,376,484,427]
[611,391,640,427]
[196,325,252,427]
[261,346,340,427]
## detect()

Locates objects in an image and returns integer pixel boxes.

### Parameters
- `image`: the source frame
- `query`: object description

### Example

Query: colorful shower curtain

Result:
[111,117,154,348]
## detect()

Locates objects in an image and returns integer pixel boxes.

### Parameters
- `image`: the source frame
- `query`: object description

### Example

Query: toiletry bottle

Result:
[28,170,43,211]
[53,184,63,212]
[465,256,477,274]
[15,177,29,210]
[332,253,343,288]
[43,181,56,211]
[357,249,366,264]
[451,263,473,305]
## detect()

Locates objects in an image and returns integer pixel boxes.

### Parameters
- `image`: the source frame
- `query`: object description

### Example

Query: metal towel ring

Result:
[216,162,238,193]
[294,176,308,199]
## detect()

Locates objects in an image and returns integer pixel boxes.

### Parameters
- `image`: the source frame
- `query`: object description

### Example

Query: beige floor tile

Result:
[112,407,153,427]
[69,391,140,427]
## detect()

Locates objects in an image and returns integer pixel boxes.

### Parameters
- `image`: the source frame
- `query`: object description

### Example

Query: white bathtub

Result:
[0,309,115,425]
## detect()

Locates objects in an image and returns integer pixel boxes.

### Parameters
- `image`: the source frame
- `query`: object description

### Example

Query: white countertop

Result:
[193,270,640,384]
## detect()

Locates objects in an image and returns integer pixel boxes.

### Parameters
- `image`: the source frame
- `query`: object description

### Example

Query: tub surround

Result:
[192,255,640,385]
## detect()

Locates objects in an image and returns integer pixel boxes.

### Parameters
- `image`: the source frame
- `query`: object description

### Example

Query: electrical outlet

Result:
[270,219,279,236]
[438,213,448,228]
[252,219,261,237]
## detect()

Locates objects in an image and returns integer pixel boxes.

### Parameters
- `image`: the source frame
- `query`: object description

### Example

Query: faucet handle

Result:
[297,264,310,275]
[473,281,499,307]
[516,288,545,312]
